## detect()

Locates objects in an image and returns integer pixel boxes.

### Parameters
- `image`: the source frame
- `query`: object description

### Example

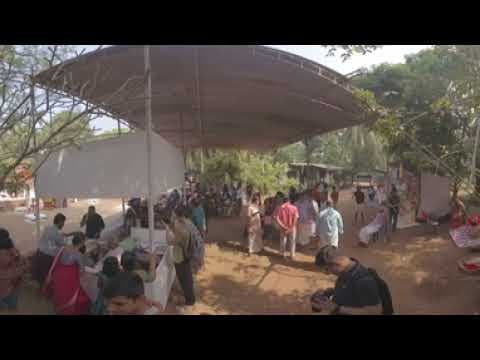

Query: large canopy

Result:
[35,45,365,150]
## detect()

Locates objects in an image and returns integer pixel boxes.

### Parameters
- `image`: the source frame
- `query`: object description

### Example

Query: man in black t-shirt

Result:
[311,255,383,315]
[80,206,105,239]
[352,186,366,225]
[387,186,401,232]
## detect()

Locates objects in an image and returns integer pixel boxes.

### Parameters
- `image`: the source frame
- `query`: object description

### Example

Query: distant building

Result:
[288,163,344,189]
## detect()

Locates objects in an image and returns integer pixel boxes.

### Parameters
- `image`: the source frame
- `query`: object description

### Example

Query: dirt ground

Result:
[2,190,480,315]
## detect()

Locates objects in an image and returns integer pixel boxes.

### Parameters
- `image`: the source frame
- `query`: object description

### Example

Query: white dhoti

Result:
[297,222,315,246]
[318,232,339,248]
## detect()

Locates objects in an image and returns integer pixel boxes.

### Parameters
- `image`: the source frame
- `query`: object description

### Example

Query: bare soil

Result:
[2,191,480,315]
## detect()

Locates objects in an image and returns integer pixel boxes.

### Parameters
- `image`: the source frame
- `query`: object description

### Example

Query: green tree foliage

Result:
[353,46,475,187]
[322,45,382,62]
[92,127,131,142]
[198,150,297,195]
[0,45,105,189]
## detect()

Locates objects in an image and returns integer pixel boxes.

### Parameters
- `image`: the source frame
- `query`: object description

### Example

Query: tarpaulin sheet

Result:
[419,173,451,217]
[36,131,184,199]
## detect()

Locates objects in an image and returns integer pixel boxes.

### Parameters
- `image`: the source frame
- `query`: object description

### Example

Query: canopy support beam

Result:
[117,117,126,216]
[144,46,154,250]
[31,76,41,243]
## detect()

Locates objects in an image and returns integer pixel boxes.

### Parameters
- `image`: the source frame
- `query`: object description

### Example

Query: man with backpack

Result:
[165,206,205,309]
[311,254,393,315]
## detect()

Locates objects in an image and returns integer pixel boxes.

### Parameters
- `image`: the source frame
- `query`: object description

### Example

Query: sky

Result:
[83,45,431,132]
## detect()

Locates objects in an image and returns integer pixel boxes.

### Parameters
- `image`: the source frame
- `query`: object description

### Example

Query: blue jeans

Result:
[0,292,18,310]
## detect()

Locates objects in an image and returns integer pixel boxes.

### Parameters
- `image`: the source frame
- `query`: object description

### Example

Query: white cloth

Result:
[280,228,296,258]
[316,207,343,248]
[358,212,386,244]
[36,131,185,199]
[144,246,176,310]
[297,222,315,246]
[247,204,263,254]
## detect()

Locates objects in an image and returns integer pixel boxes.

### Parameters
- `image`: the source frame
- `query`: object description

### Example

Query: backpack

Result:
[183,222,204,266]
[367,268,394,315]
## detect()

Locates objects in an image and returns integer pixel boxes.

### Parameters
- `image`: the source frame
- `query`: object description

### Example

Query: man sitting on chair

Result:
[358,205,387,248]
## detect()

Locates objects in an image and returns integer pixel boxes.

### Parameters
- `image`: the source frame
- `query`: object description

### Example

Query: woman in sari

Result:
[246,195,264,255]
[0,228,27,311]
[43,232,93,315]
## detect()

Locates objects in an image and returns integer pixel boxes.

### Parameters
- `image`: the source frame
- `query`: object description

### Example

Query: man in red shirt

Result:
[275,193,299,260]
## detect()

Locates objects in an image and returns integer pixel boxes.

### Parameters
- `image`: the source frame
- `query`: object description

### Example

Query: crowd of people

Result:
[0,177,402,316]
[243,182,345,259]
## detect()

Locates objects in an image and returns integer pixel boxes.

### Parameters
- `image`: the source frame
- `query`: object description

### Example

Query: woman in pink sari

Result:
[43,233,92,315]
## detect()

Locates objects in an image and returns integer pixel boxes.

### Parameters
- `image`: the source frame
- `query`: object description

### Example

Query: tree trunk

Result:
[476,152,480,196]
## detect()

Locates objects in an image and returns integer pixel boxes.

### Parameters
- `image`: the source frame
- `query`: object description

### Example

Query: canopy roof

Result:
[35,45,365,150]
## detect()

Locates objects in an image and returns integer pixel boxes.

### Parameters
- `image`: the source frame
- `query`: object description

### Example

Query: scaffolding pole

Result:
[144,46,154,250]
[31,76,41,242]
[117,117,126,216]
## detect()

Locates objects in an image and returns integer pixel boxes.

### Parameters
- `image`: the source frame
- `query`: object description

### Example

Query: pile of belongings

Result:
[450,214,480,249]
[458,255,480,275]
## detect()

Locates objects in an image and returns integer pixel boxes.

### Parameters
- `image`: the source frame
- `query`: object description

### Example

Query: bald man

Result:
[311,255,383,315]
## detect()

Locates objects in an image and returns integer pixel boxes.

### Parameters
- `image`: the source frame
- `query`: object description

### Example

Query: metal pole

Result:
[31,75,41,242]
[144,46,154,250]
[117,118,126,216]
[470,117,480,187]
[180,112,186,167]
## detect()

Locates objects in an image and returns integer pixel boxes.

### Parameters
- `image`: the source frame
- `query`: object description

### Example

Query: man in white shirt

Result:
[34,213,71,284]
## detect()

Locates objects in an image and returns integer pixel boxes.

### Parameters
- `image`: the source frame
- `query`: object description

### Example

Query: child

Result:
[91,256,121,315]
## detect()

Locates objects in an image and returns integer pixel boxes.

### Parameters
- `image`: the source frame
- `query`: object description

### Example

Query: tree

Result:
[200,150,297,195]
[93,127,131,142]
[0,45,140,189]
[353,46,474,191]
[322,45,382,61]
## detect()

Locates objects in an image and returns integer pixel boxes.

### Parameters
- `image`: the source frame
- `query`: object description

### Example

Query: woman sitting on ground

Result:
[120,251,157,284]
[43,232,93,315]
[0,229,27,312]
[91,256,121,315]
[358,205,388,248]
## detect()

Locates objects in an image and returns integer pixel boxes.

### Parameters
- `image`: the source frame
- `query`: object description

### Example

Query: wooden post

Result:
[144,46,154,250]
[31,75,41,242]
